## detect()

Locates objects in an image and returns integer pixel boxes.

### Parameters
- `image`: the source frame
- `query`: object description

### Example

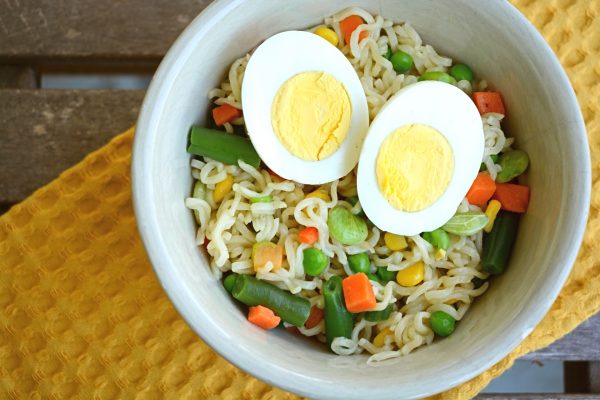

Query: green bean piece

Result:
[231,274,311,326]
[302,248,329,276]
[442,211,489,236]
[377,267,396,283]
[188,126,261,168]
[323,276,354,349]
[366,273,381,283]
[344,196,366,217]
[327,206,368,245]
[390,50,414,73]
[418,71,454,84]
[482,211,520,274]
[348,252,370,274]
[496,150,530,183]
[430,311,456,337]
[364,304,394,322]
[472,277,486,289]
[223,274,238,293]
[250,195,273,203]
[345,196,359,206]
[480,154,500,172]
[191,181,207,225]
[383,46,393,60]
[450,63,474,82]
[422,229,451,250]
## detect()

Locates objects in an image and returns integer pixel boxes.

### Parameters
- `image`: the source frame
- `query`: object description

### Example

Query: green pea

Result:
[418,71,454,84]
[450,63,474,82]
[348,252,370,274]
[390,50,414,73]
[496,149,530,183]
[383,46,393,60]
[366,273,381,283]
[422,229,451,251]
[472,277,486,289]
[377,267,396,283]
[223,274,238,293]
[327,206,368,245]
[303,248,329,276]
[430,311,456,337]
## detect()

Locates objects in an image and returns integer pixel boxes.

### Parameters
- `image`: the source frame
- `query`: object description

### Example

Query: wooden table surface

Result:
[1,0,598,397]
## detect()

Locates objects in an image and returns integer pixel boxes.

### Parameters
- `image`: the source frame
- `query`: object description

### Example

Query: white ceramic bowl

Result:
[132,1,591,398]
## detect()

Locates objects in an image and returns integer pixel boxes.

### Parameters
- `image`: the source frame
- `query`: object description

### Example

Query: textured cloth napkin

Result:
[1,0,598,398]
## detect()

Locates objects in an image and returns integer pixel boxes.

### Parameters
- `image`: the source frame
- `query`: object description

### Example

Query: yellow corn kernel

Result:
[314,27,339,47]
[384,232,408,251]
[444,298,460,305]
[435,248,446,260]
[213,174,234,203]
[306,189,331,203]
[373,327,393,347]
[396,261,425,287]
[484,199,502,233]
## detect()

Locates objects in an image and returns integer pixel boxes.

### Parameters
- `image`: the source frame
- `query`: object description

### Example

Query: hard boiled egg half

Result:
[357,81,484,236]
[242,31,369,184]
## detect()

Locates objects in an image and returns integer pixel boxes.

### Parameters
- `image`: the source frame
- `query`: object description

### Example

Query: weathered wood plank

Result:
[476,395,600,399]
[0,89,143,203]
[0,0,212,60]
[525,313,600,361]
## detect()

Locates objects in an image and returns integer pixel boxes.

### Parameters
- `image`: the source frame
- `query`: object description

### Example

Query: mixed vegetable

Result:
[187,14,531,353]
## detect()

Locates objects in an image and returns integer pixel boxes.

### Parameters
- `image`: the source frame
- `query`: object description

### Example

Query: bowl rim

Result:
[132,0,592,398]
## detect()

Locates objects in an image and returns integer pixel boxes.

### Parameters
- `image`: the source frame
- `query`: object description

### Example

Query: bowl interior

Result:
[133,1,589,398]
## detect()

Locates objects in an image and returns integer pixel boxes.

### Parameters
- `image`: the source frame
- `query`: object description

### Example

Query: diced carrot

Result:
[473,92,506,115]
[493,183,530,213]
[342,273,377,313]
[304,306,324,329]
[339,15,368,46]
[248,305,281,330]
[466,172,497,205]
[252,241,283,272]
[212,104,242,126]
[299,227,319,245]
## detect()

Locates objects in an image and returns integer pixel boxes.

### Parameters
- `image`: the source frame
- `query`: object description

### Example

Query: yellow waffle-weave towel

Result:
[1,1,599,398]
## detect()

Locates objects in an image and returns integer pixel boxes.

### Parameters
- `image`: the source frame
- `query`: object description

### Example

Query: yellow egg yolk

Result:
[271,71,351,161]
[376,124,454,212]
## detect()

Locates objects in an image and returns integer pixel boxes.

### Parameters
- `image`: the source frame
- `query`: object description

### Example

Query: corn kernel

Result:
[484,199,502,232]
[396,261,425,287]
[306,189,331,203]
[213,174,234,203]
[314,27,339,47]
[384,232,408,251]
[373,327,393,347]
[444,298,460,305]
[435,248,446,260]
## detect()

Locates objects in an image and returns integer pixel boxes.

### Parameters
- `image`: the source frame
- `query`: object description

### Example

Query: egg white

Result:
[242,31,369,184]
[357,81,484,236]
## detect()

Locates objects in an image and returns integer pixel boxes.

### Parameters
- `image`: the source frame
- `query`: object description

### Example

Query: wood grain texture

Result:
[0,89,143,203]
[0,0,211,60]
[525,313,600,361]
